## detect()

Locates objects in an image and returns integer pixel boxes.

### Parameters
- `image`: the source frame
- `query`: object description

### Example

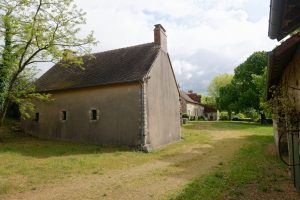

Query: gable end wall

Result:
[145,50,181,148]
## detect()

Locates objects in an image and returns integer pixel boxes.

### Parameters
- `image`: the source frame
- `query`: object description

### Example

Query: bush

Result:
[232,117,240,121]
[182,118,189,124]
[234,113,245,119]
[219,112,229,121]
[182,113,189,119]
[198,116,205,121]
[219,115,229,120]
[190,116,196,121]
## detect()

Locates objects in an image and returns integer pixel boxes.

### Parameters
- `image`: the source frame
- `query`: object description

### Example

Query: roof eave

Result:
[268,0,285,40]
[267,33,300,99]
[36,80,140,93]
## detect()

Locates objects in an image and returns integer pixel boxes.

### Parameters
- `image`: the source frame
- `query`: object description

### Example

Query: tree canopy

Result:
[208,73,233,98]
[0,0,97,124]
[216,51,268,119]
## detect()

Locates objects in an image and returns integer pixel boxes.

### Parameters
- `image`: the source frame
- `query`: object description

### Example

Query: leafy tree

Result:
[201,95,216,107]
[208,73,233,98]
[0,0,97,125]
[217,83,238,119]
[216,51,268,121]
[233,52,267,118]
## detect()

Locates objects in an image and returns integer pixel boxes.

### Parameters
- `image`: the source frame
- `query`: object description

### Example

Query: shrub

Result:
[219,112,229,121]
[219,115,229,120]
[198,116,205,121]
[182,118,189,124]
[182,113,189,119]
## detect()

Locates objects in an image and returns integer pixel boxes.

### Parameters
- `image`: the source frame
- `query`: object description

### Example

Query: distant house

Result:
[180,90,204,119]
[21,24,181,151]
[180,90,218,121]
[268,0,300,192]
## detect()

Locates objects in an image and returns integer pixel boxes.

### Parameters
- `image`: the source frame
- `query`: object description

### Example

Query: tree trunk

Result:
[260,113,266,125]
[0,99,9,127]
[228,111,232,121]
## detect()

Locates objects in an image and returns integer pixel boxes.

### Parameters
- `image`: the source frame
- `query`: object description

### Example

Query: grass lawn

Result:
[0,120,210,196]
[0,120,297,199]
[170,122,298,200]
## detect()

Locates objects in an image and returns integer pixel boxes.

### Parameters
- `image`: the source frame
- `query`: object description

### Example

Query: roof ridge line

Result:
[93,42,156,55]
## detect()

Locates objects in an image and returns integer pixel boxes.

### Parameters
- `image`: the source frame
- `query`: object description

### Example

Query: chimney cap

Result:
[154,24,166,32]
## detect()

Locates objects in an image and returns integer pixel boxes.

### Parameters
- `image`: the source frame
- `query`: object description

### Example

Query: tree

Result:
[216,51,268,121]
[208,73,233,98]
[0,0,97,125]
[216,84,238,119]
[232,52,267,115]
[201,95,216,107]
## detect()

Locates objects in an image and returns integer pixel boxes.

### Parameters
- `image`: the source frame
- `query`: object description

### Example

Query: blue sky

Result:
[42,0,278,94]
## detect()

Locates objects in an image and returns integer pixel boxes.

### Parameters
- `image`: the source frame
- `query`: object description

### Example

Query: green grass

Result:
[170,122,288,200]
[0,120,210,195]
[0,121,289,198]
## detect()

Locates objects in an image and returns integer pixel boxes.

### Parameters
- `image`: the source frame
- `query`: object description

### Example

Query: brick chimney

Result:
[154,24,167,53]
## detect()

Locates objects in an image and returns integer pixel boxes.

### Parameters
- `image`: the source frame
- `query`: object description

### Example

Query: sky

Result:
[45,0,278,94]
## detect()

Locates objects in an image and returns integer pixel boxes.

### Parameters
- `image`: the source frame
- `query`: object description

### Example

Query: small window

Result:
[61,111,67,121]
[90,109,98,120]
[35,112,39,122]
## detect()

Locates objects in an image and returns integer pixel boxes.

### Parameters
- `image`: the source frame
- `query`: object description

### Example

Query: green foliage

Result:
[216,51,268,118]
[208,73,233,98]
[0,0,97,123]
[181,113,189,119]
[171,124,285,200]
[10,67,52,119]
[182,118,189,124]
[219,111,229,120]
[267,84,300,131]
[233,113,245,119]
[201,95,216,107]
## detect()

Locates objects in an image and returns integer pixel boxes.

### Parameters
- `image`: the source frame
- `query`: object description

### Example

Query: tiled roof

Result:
[36,43,160,92]
[180,90,199,104]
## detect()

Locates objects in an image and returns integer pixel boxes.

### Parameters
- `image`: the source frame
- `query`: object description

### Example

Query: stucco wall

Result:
[186,103,204,117]
[146,50,181,148]
[204,112,218,121]
[22,83,141,146]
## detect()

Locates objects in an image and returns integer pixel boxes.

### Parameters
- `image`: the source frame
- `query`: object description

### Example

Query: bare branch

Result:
[27,60,55,65]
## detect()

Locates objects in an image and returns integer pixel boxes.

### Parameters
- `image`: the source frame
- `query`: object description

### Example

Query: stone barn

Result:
[22,24,181,151]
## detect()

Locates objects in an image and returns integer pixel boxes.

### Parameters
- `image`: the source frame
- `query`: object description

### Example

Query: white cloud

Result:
[39,0,278,93]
